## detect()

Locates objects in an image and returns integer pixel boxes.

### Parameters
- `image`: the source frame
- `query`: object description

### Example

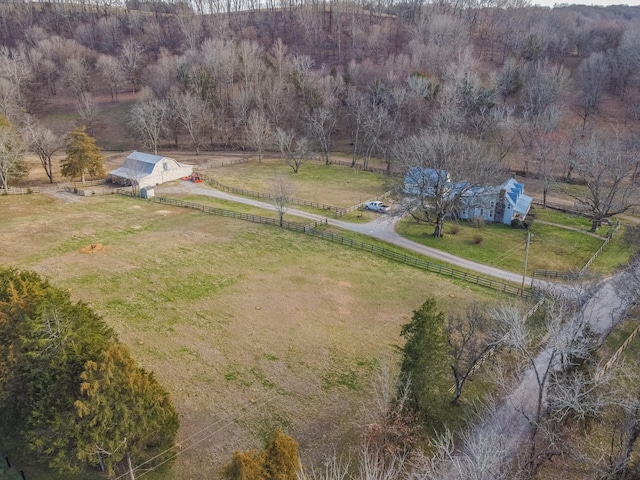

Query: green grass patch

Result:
[397,217,605,274]
[588,225,637,275]
[532,207,613,236]
[206,158,388,207]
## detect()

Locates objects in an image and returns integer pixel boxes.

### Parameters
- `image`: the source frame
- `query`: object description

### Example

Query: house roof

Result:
[405,167,450,185]
[514,193,533,215]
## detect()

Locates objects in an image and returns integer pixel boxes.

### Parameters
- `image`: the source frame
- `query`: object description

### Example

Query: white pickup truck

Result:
[364,201,390,213]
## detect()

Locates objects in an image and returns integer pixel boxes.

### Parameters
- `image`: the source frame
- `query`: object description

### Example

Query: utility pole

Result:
[521,231,531,296]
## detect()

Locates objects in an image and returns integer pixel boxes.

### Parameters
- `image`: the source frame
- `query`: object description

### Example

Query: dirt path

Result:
[157,181,531,285]
[452,269,635,476]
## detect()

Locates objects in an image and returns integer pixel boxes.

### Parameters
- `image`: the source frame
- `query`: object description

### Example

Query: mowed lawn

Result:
[0,193,494,480]
[201,158,389,207]
[397,216,606,274]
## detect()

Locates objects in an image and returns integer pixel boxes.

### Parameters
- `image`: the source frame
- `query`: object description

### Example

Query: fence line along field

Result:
[0,193,492,480]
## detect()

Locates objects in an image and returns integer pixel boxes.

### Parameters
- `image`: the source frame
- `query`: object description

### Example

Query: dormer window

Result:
[163,162,168,171]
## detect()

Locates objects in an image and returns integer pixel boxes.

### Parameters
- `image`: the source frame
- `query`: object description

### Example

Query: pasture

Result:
[0,192,491,480]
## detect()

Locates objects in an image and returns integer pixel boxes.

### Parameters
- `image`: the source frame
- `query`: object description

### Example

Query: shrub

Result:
[473,234,484,244]
[449,225,460,235]
[472,217,485,229]
[511,218,523,229]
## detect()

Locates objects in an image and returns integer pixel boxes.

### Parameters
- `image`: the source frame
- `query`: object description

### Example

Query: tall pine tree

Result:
[61,126,105,183]
[399,298,450,429]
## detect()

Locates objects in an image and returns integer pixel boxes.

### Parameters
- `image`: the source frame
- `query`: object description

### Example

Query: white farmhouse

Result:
[457,177,533,225]
[109,151,193,189]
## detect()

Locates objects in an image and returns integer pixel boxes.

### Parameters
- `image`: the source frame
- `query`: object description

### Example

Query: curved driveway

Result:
[158,181,530,285]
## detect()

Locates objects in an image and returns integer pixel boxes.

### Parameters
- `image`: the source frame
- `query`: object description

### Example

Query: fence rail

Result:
[122,192,529,298]
[532,221,620,283]
[196,172,391,218]
[57,179,108,190]
[596,323,640,380]
[325,158,402,176]
[0,187,40,195]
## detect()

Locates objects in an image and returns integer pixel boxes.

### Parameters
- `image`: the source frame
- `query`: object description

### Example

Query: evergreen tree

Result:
[263,429,299,480]
[399,298,450,428]
[74,339,179,477]
[223,429,300,480]
[60,126,105,183]
[0,267,178,477]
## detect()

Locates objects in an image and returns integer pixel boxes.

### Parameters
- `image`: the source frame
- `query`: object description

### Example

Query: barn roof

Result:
[109,151,170,179]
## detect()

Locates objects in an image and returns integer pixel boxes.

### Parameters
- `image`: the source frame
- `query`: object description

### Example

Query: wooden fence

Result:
[325,158,402,176]
[121,191,529,298]
[596,323,640,380]
[532,222,620,283]
[197,172,391,218]
[0,187,40,195]
[118,191,325,232]
[58,179,108,191]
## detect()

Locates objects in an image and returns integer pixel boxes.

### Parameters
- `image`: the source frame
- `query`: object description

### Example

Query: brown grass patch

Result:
[78,243,103,254]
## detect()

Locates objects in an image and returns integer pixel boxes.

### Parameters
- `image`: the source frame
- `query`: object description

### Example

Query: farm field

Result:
[0,193,496,480]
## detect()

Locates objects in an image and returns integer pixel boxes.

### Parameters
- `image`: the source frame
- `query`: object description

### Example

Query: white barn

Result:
[109,151,193,189]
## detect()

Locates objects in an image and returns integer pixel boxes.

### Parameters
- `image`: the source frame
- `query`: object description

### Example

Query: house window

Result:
[480,208,484,215]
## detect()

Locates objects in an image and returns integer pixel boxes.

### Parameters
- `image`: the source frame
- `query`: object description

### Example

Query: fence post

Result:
[21,471,27,480]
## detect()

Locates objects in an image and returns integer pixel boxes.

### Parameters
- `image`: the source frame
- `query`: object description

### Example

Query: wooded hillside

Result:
[1,0,639,182]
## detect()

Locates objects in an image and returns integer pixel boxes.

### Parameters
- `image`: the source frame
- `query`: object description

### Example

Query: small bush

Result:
[473,234,484,244]
[511,218,523,229]
[449,225,460,235]
[472,217,485,229]
[523,219,532,229]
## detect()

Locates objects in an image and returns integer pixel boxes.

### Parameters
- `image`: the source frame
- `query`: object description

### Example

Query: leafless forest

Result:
[1,0,640,183]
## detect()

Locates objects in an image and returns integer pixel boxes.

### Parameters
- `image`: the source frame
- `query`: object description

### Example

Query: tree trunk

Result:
[433,214,445,237]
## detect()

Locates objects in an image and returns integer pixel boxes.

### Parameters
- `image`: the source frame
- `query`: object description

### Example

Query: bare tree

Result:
[61,57,90,102]
[268,173,293,227]
[245,109,271,162]
[274,128,312,174]
[76,92,99,136]
[575,52,610,129]
[567,131,639,232]
[395,130,505,237]
[130,95,167,155]
[491,293,597,476]
[447,303,495,404]
[22,116,62,184]
[120,39,145,93]
[172,90,206,154]
[303,105,336,165]
[96,55,123,102]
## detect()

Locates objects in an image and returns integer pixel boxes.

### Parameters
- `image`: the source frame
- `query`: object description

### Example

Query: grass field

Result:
[396,216,606,274]
[201,158,390,207]
[0,193,497,480]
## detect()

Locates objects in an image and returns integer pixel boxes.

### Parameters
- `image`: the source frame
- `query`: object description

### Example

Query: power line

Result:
[116,311,401,479]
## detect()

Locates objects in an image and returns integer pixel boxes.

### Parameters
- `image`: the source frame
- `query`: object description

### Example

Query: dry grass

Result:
[0,192,491,480]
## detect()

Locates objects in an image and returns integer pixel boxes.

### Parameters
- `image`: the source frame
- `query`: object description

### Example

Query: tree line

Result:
[1,2,639,232]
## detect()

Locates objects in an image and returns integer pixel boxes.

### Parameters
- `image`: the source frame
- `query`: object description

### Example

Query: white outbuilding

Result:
[109,151,193,189]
